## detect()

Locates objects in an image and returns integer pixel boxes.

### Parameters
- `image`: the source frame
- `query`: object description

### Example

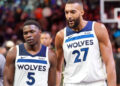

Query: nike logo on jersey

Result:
[68,35,73,39]
[21,57,26,59]
[38,57,45,60]
[84,31,91,35]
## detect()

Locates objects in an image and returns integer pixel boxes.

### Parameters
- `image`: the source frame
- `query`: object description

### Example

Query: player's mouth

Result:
[26,39,34,43]
[68,21,74,26]
[68,20,74,24]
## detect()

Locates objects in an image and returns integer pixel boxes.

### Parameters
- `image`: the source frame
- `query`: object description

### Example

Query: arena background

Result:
[0,0,120,86]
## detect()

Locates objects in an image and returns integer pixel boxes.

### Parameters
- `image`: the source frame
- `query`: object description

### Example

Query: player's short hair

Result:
[66,0,83,6]
[41,31,52,38]
[23,19,41,30]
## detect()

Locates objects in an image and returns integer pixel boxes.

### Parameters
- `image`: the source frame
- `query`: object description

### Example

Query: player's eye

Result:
[65,11,68,14]
[71,10,76,14]
[30,30,35,33]
[23,32,28,35]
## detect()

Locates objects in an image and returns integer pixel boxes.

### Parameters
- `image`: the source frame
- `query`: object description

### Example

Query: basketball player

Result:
[4,20,56,86]
[40,31,53,48]
[55,0,116,86]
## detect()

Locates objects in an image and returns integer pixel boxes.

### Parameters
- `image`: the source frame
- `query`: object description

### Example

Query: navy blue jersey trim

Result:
[19,44,46,57]
[66,21,93,36]
[17,59,47,64]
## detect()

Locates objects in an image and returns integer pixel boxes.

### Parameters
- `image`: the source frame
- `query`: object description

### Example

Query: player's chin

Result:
[26,41,35,46]
[68,24,75,28]
[68,23,75,27]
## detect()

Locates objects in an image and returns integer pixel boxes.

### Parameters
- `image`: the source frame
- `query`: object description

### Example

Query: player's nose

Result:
[67,13,72,19]
[26,32,32,38]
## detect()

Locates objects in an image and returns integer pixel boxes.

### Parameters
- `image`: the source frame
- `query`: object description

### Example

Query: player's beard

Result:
[66,16,80,28]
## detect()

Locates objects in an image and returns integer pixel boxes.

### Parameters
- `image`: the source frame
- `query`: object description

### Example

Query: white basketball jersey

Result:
[13,44,50,86]
[63,21,107,83]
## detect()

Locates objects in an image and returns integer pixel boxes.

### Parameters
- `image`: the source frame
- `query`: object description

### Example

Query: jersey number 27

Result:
[72,48,89,63]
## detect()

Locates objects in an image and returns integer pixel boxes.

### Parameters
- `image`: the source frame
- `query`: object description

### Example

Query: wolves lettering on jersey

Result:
[17,63,46,71]
[66,39,94,49]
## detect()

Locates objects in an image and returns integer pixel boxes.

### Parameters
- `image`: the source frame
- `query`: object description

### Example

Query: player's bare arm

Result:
[4,47,16,86]
[55,29,64,86]
[48,48,57,86]
[95,22,116,86]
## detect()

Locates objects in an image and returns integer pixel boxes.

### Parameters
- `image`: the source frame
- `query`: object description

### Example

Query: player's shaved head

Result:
[66,0,84,12]
[66,0,83,7]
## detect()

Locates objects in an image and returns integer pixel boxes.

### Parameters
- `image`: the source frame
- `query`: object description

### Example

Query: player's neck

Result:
[72,20,87,32]
[25,42,41,52]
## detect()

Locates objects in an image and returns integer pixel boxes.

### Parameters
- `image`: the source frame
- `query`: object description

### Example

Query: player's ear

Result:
[79,4,84,16]
[39,30,42,35]
[50,37,53,43]
[81,10,84,16]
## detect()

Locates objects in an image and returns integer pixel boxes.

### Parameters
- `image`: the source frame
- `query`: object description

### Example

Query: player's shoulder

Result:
[55,28,64,40]
[5,45,17,62]
[48,48,56,64]
[94,21,106,30]
[48,48,56,57]
[56,28,65,38]
[94,21,109,40]
[8,46,17,54]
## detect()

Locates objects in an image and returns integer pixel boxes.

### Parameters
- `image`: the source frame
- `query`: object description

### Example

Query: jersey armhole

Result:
[15,45,19,64]
[92,21,98,40]
[46,47,50,67]
[62,27,66,47]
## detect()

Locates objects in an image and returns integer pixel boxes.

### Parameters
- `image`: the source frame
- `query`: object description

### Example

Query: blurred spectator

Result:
[42,7,52,18]
[16,40,23,45]
[50,23,58,47]
[51,23,58,35]
[39,17,49,31]
[4,40,15,51]
[40,31,53,48]
[34,7,43,19]
[0,34,5,46]
[118,13,120,20]
[20,11,29,21]
[108,7,114,19]
[113,29,120,48]
[0,47,7,56]
[4,27,14,40]
[0,54,6,86]
[14,7,22,23]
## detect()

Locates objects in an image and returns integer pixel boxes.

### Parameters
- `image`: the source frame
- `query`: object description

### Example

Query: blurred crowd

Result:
[0,0,66,56]
[0,0,119,56]
[0,0,93,55]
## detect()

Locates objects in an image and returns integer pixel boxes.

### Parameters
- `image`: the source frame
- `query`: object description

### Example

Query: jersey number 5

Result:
[72,48,89,63]
[26,72,35,85]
